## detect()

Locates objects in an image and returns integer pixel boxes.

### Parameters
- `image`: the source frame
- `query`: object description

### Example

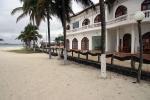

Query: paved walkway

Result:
[0,47,150,100]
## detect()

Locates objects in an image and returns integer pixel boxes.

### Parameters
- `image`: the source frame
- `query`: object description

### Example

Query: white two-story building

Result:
[66,0,150,54]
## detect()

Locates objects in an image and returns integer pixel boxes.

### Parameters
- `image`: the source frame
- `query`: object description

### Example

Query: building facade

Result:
[66,0,150,54]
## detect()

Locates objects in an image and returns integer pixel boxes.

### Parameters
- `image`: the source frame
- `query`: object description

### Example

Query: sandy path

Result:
[0,47,150,100]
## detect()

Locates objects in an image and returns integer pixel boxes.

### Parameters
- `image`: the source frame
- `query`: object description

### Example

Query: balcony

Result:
[67,10,150,34]
[67,22,101,34]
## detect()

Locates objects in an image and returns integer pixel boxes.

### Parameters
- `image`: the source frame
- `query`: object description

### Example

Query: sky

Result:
[0,0,98,44]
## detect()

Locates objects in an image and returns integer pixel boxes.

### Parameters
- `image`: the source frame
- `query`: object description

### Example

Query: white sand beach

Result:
[0,47,150,100]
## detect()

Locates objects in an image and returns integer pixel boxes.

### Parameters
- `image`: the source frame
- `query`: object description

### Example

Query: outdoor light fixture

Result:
[134,11,145,21]
[134,11,145,83]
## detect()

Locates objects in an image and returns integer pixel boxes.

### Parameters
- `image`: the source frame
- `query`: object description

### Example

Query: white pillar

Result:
[116,28,119,52]
[131,25,135,54]
[89,36,92,50]
[70,38,72,49]
[105,30,108,52]
[78,38,81,50]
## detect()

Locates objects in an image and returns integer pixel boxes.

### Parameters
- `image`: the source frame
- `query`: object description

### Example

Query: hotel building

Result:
[66,0,150,54]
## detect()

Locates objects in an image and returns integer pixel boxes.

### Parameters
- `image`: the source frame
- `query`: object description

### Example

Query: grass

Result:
[8,48,42,54]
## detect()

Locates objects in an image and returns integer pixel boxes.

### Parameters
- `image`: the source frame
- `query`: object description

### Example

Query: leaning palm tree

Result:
[37,0,53,59]
[12,0,52,57]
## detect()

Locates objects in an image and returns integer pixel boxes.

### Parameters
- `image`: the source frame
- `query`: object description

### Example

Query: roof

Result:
[70,3,99,18]
[70,0,117,18]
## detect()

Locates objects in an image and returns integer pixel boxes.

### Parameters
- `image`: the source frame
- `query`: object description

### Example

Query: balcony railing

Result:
[67,22,101,33]
[107,15,128,25]
[143,10,150,18]
[67,10,150,33]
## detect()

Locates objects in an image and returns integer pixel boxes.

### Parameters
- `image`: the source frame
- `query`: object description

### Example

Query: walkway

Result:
[0,47,150,100]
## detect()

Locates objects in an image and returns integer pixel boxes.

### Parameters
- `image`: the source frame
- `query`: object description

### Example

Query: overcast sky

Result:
[0,0,98,44]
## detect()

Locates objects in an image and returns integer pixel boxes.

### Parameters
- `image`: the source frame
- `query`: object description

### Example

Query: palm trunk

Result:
[62,0,67,64]
[137,20,143,83]
[33,40,36,52]
[46,6,51,59]
[100,0,107,78]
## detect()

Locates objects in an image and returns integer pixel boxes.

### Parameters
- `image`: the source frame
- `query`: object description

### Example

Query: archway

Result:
[82,19,90,26]
[72,38,78,50]
[141,0,150,11]
[66,39,70,50]
[123,34,131,53]
[94,14,101,23]
[115,5,127,18]
[81,37,89,50]
[142,32,150,54]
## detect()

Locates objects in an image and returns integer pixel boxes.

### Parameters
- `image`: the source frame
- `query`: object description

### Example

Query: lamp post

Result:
[134,11,145,83]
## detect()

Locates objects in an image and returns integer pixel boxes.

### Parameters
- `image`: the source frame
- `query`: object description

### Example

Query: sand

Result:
[0,47,150,100]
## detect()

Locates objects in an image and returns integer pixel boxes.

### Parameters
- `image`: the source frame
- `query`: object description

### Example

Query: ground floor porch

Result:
[66,22,150,54]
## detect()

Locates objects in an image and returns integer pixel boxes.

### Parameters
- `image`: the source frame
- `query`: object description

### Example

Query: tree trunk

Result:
[137,21,143,83]
[62,0,67,64]
[33,40,36,52]
[100,0,107,78]
[46,6,51,59]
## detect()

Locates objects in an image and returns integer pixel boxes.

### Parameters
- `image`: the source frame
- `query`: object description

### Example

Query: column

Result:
[116,28,119,52]
[105,30,108,52]
[89,36,92,50]
[131,24,135,54]
[70,38,72,49]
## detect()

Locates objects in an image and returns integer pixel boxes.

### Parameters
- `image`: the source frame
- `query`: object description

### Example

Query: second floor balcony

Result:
[67,10,150,34]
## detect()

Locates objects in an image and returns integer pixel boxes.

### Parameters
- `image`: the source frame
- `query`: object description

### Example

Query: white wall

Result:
[67,30,101,50]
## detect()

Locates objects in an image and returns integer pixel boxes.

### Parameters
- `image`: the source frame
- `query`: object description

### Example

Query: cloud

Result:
[0,0,98,43]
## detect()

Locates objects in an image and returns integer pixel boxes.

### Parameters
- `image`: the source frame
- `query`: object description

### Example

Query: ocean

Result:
[0,44,23,48]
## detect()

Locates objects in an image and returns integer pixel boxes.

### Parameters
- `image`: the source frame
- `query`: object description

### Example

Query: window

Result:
[66,25,70,30]
[94,14,101,23]
[115,5,127,18]
[73,21,79,29]
[81,37,89,50]
[82,19,90,26]
[72,38,78,49]
[141,0,150,11]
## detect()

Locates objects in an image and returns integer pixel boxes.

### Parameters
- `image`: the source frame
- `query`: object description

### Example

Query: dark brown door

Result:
[143,32,150,54]
[123,34,131,53]
[81,37,89,50]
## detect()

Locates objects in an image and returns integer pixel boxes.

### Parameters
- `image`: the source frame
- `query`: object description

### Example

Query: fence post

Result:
[131,56,135,69]
[111,54,114,65]
[86,53,88,60]
[78,52,80,59]
[72,51,73,57]
[98,55,100,63]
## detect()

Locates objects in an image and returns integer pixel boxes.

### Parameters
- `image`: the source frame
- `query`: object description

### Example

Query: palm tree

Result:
[11,0,45,26]
[53,0,94,64]
[17,23,42,49]
[99,0,107,78]
[37,0,53,59]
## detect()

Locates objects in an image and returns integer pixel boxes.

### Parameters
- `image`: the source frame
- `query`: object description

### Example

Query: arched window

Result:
[81,37,89,50]
[94,14,101,23]
[82,19,90,26]
[123,34,131,53]
[72,38,78,50]
[66,25,70,30]
[142,32,150,54]
[141,0,150,11]
[66,39,70,50]
[115,5,127,18]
